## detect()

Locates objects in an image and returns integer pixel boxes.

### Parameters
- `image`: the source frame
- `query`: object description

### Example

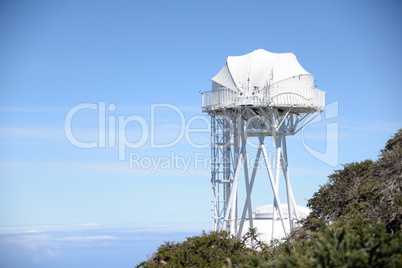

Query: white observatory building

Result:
[201,49,325,241]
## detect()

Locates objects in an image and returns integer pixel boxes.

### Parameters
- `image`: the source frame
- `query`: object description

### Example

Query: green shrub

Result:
[136,231,256,268]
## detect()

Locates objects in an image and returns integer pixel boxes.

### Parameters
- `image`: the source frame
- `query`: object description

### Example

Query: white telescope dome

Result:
[211,49,314,91]
[202,49,325,113]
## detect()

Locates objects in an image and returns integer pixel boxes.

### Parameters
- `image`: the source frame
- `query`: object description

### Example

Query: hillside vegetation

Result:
[136,129,402,268]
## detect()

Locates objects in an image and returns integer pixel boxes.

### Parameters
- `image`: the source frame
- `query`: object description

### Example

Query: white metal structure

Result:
[201,49,325,239]
[242,204,311,241]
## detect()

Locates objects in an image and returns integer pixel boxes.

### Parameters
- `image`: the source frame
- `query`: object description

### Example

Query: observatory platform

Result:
[202,49,325,115]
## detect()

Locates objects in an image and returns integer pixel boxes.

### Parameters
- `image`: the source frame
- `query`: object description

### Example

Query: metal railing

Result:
[201,86,325,111]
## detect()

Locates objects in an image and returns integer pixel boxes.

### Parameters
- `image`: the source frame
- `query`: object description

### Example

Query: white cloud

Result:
[58,235,116,243]
[0,228,45,235]
[341,120,401,134]
[0,107,66,113]
[0,223,99,236]
[0,160,136,177]
[76,223,98,227]
[0,126,65,140]
[0,222,206,267]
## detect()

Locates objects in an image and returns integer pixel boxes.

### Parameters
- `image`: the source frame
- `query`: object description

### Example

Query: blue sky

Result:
[1,0,401,267]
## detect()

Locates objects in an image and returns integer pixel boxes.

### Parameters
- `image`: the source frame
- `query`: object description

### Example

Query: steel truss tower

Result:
[209,106,319,238]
